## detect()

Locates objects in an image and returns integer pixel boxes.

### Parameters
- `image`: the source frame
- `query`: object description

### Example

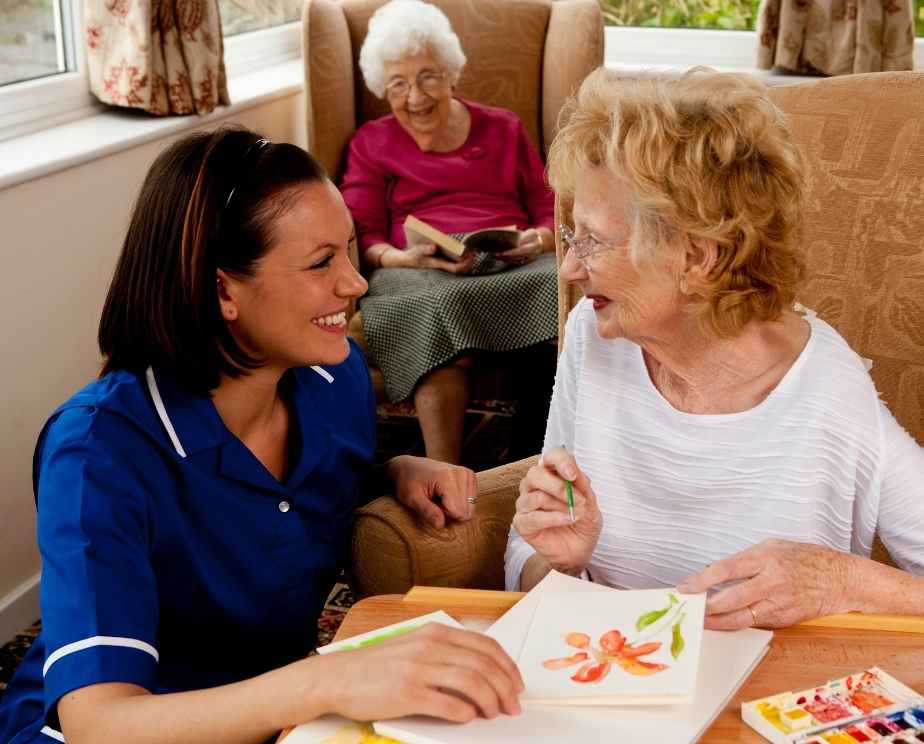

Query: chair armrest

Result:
[351,456,538,597]
[302,0,356,179]
[541,0,604,157]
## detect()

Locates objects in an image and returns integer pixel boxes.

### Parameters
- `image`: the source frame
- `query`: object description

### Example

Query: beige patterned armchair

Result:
[350,71,924,597]
[302,0,604,398]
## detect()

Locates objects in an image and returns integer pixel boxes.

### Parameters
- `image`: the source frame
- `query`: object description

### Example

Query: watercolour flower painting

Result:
[517,588,706,703]
[541,593,687,684]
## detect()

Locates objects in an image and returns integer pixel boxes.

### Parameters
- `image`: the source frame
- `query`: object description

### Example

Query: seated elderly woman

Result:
[341,0,558,465]
[506,69,924,629]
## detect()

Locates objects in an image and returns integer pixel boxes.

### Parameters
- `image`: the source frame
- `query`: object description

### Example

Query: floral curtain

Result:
[756,0,915,75]
[84,0,230,115]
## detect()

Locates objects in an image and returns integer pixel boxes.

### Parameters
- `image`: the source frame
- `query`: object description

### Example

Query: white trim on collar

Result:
[310,365,334,383]
[40,726,65,742]
[144,365,335,459]
[145,367,187,458]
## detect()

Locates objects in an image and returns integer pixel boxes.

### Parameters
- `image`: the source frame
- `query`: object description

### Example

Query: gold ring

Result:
[748,605,759,626]
[467,496,477,504]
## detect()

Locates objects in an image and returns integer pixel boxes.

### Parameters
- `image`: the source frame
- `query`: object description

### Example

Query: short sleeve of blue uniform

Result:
[34,404,161,722]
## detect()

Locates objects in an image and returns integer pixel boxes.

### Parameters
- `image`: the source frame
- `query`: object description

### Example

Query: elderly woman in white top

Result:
[505,69,924,630]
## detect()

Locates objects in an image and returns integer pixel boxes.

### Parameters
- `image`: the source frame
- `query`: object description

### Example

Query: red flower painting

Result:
[541,593,688,685]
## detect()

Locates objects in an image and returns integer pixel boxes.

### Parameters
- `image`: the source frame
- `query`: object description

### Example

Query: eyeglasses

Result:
[559,224,627,271]
[384,70,447,100]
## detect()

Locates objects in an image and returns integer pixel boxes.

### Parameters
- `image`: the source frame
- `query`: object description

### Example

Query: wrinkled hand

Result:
[318,623,524,723]
[397,242,475,274]
[512,448,602,575]
[678,538,856,630]
[496,228,550,265]
[387,455,478,529]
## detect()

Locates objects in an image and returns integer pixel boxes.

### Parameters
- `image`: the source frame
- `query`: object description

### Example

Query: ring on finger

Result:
[467,496,477,505]
[748,605,759,627]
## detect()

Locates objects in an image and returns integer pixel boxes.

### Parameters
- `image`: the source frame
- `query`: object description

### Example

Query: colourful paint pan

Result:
[742,667,924,744]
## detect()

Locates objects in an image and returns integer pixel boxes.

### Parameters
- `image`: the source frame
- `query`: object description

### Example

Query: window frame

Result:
[0,0,98,142]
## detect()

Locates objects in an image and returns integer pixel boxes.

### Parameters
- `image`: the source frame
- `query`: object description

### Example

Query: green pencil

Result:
[564,478,575,523]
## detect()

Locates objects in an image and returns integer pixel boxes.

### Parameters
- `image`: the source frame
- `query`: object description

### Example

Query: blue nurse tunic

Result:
[0,340,376,744]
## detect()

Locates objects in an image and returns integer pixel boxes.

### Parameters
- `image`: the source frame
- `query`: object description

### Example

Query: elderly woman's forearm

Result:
[364,242,402,269]
[845,553,924,616]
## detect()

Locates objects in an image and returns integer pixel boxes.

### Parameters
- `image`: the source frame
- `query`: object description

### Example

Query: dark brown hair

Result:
[98,127,327,393]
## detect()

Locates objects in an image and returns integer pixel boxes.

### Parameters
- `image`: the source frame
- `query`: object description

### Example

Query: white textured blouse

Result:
[505,298,924,591]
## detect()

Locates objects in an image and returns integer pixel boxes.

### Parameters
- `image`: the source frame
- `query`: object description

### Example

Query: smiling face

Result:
[562,167,687,343]
[219,181,368,373]
[383,49,453,141]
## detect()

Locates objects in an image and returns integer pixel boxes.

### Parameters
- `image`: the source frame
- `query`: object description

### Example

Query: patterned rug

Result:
[316,581,356,649]
[0,621,41,694]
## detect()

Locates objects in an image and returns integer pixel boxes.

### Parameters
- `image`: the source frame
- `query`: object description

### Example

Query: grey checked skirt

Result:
[359,253,558,402]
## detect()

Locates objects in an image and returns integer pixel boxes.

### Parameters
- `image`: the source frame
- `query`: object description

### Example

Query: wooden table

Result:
[326,587,924,744]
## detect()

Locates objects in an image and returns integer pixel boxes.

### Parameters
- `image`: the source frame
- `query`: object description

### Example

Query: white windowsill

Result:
[0,59,304,191]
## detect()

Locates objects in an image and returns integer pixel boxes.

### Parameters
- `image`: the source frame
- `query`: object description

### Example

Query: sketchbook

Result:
[374,571,772,744]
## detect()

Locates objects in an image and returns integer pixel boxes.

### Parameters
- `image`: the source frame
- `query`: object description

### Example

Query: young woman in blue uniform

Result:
[0,129,523,744]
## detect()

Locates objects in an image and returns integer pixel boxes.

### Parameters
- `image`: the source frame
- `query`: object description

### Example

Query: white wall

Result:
[0,91,306,644]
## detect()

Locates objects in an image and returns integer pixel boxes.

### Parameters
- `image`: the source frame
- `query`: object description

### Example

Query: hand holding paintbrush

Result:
[511,446,603,580]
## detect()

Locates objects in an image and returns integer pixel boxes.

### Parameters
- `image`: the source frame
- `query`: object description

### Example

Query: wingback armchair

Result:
[302,0,604,399]
[350,72,924,597]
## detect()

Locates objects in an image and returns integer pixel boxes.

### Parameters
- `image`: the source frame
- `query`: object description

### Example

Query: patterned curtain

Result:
[84,0,230,115]
[756,0,915,75]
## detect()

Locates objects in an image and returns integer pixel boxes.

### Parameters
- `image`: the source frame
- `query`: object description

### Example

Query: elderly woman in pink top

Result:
[341,0,558,468]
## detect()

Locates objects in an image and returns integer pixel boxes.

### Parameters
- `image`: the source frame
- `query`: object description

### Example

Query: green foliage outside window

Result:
[600,0,924,35]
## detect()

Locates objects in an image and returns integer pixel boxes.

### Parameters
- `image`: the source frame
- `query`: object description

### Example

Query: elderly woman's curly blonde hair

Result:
[548,67,806,338]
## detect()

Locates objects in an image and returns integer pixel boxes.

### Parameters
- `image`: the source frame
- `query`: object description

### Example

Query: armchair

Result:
[351,71,924,597]
[301,0,605,399]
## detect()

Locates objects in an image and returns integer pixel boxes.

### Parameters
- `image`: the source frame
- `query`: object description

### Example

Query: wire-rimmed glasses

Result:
[384,70,447,101]
[559,223,627,271]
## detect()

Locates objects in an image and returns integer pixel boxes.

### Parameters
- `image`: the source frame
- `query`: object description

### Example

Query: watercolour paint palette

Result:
[518,588,706,705]
[742,667,924,744]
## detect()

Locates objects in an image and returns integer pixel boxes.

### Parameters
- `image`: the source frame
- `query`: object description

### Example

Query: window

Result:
[600,0,924,34]
[219,0,301,36]
[0,0,74,87]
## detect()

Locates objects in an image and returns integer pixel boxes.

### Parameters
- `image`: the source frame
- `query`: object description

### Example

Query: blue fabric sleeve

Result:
[35,406,160,723]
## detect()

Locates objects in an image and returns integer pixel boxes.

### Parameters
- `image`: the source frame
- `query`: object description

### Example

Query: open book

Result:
[403,214,519,262]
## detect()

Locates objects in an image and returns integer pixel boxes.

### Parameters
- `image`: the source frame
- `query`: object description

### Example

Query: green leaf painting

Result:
[635,606,670,632]
[671,613,686,660]
[635,593,677,632]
